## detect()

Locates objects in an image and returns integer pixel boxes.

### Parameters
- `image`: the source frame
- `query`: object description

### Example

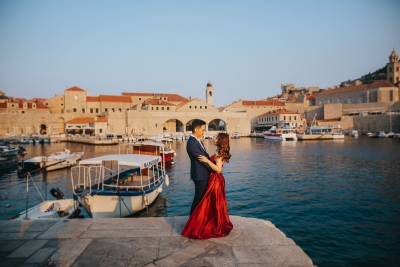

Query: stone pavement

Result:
[0,216,314,267]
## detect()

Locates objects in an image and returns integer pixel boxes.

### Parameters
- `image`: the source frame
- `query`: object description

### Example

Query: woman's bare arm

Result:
[198,155,223,173]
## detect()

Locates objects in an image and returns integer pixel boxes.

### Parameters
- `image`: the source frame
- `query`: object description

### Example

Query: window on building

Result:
[99,129,102,133]
[390,90,393,101]
[167,107,169,110]
[105,108,108,112]
[348,97,353,103]
[319,100,324,105]
[96,108,99,113]
[294,116,297,120]
[338,98,343,103]
[112,108,115,112]
[397,77,399,83]
[200,106,202,109]
[61,103,63,106]
[205,106,207,109]
[90,108,93,113]
[119,108,122,112]
[189,106,192,109]
[139,98,141,100]
[82,108,85,113]
[46,103,48,105]
[328,99,332,104]
[284,116,286,120]
[195,106,197,109]
[390,77,393,83]
[390,67,393,72]
[397,67,399,71]
[73,108,77,112]
[156,107,159,110]
[162,107,164,110]
[22,111,25,114]
[358,95,364,103]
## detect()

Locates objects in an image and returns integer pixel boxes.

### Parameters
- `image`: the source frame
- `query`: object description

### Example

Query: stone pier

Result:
[0,216,313,267]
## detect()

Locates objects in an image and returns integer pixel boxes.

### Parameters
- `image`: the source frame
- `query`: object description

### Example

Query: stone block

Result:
[24,247,57,264]
[7,240,48,258]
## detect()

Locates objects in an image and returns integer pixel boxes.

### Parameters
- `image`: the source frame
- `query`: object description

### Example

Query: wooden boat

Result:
[71,154,169,218]
[146,136,176,164]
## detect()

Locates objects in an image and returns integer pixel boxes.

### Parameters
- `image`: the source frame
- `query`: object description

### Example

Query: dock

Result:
[0,216,313,267]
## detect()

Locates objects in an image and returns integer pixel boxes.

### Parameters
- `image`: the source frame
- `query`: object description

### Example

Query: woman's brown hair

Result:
[215,133,231,163]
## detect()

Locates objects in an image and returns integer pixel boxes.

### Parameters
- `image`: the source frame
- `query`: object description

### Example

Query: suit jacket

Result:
[186,136,212,181]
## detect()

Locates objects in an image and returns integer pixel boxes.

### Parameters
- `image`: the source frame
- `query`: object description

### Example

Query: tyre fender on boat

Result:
[165,174,169,186]
[142,194,149,207]
[84,195,95,206]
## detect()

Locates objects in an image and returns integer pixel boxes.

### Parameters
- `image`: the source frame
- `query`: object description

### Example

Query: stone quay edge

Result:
[0,216,314,267]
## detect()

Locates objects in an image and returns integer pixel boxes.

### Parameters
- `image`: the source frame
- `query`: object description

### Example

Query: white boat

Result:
[19,150,84,175]
[71,154,168,218]
[12,199,79,220]
[378,131,387,138]
[331,125,345,139]
[231,132,241,139]
[0,146,22,156]
[263,126,297,141]
[351,130,359,137]
[147,136,176,164]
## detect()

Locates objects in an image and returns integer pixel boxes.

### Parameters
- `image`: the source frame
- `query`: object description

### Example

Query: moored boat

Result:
[146,136,176,164]
[263,126,297,141]
[71,154,168,218]
[9,188,80,220]
[351,130,359,137]
[18,150,84,175]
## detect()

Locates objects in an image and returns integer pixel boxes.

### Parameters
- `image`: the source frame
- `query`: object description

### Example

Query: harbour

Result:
[1,137,399,266]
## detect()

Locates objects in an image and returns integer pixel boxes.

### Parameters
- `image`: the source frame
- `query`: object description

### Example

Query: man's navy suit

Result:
[187,135,212,214]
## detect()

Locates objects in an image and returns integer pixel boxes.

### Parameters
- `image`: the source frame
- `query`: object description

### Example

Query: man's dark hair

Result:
[192,119,206,132]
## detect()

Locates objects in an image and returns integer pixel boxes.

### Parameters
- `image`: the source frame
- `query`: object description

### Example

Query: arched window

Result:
[209,91,212,97]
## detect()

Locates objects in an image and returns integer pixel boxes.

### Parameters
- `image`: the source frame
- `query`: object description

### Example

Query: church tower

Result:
[387,49,400,85]
[206,82,214,106]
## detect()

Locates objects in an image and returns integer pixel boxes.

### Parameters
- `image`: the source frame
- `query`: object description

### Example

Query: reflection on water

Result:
[1,137,400,267]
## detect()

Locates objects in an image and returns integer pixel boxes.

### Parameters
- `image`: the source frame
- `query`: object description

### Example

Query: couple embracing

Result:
[181,119,233,239]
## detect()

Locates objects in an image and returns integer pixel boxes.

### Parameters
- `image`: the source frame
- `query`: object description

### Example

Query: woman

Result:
[181,132,233,239]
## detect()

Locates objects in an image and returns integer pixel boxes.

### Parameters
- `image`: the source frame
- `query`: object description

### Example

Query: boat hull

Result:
[75,182,163,218]
[13,199,78,220]
[263,133,297,141]
[297,134,333,140]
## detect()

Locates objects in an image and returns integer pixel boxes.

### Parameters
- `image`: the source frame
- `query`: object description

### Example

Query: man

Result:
[187,119,213,215]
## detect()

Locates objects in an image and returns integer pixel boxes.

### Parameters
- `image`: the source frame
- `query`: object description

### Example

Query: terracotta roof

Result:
[176,98,199,108]
[259,109,299,117]
[241,100,285,106]
[122,92,188,101]
[318,80,396,96]
[87,96,100,102]
[306,95,316,101]
[145,98,175,106]
[99,95,132,103]
[65,86,85,92]
[66,116,107,123]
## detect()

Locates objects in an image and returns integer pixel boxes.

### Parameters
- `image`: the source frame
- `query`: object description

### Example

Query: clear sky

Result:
[1,0,399,108]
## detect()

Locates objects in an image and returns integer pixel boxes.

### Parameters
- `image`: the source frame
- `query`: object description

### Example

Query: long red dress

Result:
[181,155,233,239]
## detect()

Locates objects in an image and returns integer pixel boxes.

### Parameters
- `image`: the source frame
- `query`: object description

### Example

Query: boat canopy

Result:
[78,154,161,169]
[126,141,165,148]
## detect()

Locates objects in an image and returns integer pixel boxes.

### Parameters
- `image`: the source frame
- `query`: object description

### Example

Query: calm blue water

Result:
[1,137,399,267]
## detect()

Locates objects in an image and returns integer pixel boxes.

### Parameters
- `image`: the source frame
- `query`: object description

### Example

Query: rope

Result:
[28,173,45,202]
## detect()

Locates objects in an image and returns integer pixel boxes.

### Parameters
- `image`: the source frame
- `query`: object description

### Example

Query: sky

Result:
[1,0,399,108]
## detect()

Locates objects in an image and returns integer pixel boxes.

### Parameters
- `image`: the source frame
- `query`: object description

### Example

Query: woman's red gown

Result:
[181,156,233,239]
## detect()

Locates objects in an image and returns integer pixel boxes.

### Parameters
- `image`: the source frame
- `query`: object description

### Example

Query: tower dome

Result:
[207,82,213,87]
[389,49,398,62]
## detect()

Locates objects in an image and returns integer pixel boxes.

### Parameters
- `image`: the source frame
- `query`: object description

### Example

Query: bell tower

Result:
[206,82,214,106]
[387,49,400,84]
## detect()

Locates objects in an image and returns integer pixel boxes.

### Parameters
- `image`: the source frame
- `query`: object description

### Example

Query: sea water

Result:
[0,137,399,267]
